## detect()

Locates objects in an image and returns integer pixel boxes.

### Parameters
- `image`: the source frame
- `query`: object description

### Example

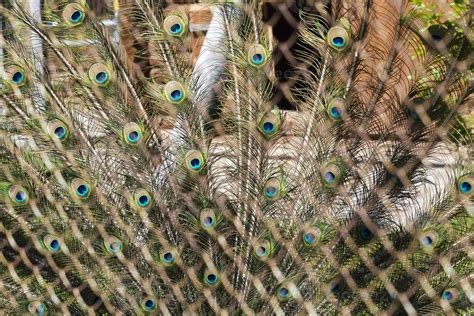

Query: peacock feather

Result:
[0,0,472,314]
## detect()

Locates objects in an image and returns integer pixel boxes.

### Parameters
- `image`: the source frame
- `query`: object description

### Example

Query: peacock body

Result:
[0,0,472,315]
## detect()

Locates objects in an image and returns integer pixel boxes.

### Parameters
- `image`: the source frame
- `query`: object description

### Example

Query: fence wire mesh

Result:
[0,0,472,315]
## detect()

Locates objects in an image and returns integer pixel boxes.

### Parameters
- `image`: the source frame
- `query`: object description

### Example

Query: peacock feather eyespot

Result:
[327,98,347,121]
[47,119,69,141]
[63,3,86,26]
[104,236,122,255]
[303,227,321,246]
[321,163,344,187]
[184,150,206,173]
[441,288,459,303]
[6,65,27,87]
[419,230,439,250]
[8,185,29,205]
[140,297,157,312]
[71,178,91,199]
[130,188,153,210]
[159,248,176,266]
[247,44,268,67]
[28,301,47,316]
[328,277,345,295]
[327,23,351,51]
[263,178,284,201]
[277,284,293,302]
[200,208,217,230]
[43,235,62,253]
[204,270,220,286]
[254,239,273,260]
[358,226,374,241]
[257,111,281,138]
[123,122,143,145]
[163,15,187,37]
[405,98,426,121]
[131,189,152,210]
[457,175,473,196]
[88,63,111,86]
[425,24,454,47]
[164,81,186,105]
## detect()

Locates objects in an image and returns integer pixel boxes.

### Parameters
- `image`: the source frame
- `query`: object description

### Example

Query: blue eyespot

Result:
[263,122,275,133]
[422,236,432,246]
[248,44,267,67]
[184,150,205,173]
[303,227,321,246]
[324,172,336,183]
[254,240,272,260]
[327,98,346,121]
[277,286,291,301]
[53,126,67,139]
[50,239,60,251]
[170,23,183,34]
[359,226,373,241]
[63,4,85,25]
[95,72,108,84]
[263,178,283,201]
[443,290,453,301]
[88,63,111,86]
[48,119,69,141]
[265,186,277,198]
[138,195,150,207]
[8,185,29,204]
[170,89,183,101]
[127,131,140,143]
[330,107,342,119]
[255,246,268,257]
[419,231,438,249]
[458,177,472,195]
[258,112,281,137]
[164,15,187,37]
[321,163,343,187]
[189,158,202,170]
[251,53,264,65]
[206,273,218,284]
[28,301,46,315]
[43,235,61,253]
[329,277,343,294]
[160,249,176,266]
[459,181,471,193]
[76,184,89,197]
[441,288,459,302]
[123,123,143,145]
[304,232,316,244]
[15,191,27,203]
[144,299,155,310]
[6,65,27,87]
[71,179,91,199]
[164,81,187,104]
[332,37,345,47]
[12,71,25,84]
[162,252,174,263]
[409,109,419,119]
[200,209,217,230]
[127,131,140,142]
[105,237,122,254]
[327,25,350,50]
[70,10,83,23]
[279,287,289,297]
[202,216,214,227]
[330,282,340,293]
[141,297,157,311]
